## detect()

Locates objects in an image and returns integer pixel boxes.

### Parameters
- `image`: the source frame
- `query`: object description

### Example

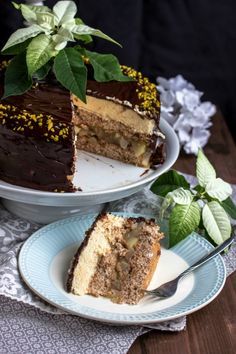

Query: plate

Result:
[18,212,226,325]
[0,119,179,209]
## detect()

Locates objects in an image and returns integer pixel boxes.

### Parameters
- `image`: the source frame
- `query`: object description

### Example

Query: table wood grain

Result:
[128,112,236,354]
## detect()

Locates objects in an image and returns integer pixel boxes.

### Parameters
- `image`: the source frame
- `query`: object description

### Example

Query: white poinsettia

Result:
[157,75,216,155]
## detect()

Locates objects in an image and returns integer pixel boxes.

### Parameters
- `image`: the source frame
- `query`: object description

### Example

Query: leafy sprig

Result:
[1,1,130,101]
[151,149,236,247]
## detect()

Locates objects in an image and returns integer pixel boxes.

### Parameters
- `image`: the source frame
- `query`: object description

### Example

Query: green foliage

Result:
[53,48,87,102]
[169,202,201,247]
[151,150,235,247]
[85,50,130,82]
[1,1,129,101]
[2,52,32,98]
[151,170,190,197]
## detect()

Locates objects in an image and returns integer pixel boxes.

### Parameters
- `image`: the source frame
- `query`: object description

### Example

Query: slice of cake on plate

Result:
[67,213,164,304]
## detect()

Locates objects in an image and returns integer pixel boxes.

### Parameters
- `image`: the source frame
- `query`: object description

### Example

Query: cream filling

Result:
[71,94,156,135]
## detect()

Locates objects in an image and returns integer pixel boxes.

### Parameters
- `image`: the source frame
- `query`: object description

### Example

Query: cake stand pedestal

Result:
[1,199,105,224]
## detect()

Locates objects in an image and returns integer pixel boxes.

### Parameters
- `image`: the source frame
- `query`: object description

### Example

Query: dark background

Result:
[0,0,235,136]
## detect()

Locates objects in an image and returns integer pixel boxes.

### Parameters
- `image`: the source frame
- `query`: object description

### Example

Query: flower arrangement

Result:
[157,75,216,155]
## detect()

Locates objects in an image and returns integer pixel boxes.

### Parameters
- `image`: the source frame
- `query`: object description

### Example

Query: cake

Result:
[0,62,165,192]
[67,213,164,304]
[73,66,165,168]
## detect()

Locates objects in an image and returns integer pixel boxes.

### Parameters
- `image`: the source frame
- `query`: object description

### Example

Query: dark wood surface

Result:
[128,112,236,354]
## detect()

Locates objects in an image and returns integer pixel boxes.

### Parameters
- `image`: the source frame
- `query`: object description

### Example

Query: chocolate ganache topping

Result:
[86,65,161,122]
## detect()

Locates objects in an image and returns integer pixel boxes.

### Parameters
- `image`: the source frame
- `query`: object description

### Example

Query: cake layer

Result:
[76,136,153,168]
[72,95,165,168]
[67,213,164,304]
[72,95,157,136]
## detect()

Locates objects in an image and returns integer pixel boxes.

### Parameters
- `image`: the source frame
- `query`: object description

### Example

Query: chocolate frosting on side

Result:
[0,72,76,192]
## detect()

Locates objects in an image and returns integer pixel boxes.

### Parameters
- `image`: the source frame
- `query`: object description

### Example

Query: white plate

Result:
[18,212,226,325]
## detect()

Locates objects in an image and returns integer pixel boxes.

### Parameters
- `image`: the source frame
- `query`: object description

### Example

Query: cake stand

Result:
[0,119,179,223]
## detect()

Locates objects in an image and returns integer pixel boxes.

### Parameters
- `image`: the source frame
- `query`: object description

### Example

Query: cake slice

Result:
[67,213,164,304]
[72,66,165,168]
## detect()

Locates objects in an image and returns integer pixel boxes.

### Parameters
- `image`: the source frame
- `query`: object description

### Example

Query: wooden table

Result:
[128,112,236,354]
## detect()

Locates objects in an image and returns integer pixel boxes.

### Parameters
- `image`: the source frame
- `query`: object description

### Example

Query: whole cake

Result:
[0,64,165,192]
[0,1,165,193]
[67,213,164,304]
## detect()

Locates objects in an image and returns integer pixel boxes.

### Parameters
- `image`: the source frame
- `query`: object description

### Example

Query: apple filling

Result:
[76,124,152,162]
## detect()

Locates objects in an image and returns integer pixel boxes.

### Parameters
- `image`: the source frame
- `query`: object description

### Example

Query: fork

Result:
[145,233,235,298]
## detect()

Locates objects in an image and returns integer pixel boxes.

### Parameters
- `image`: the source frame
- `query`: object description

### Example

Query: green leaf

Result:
[53,48,87,102]
[72,24,121,47]
[160,188,193,219]
[1,24,43,52]
[26,34,57,76]
[85,50,131,82]
[33,62,52,80]
[74,18,93,43]
[2,52,32,98]
[220,197,236,219]
[202,201,231,245]
[196,149,216,188]
[193,184,205,194]
[1,38,31,55]
[36,12,56,31]
[53,0,77,25]
[151,170,190,197]
[205,177,232,202]
[169,202,201,247]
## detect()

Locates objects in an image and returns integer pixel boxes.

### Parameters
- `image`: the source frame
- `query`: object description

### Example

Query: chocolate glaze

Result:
[0,76,76,192]
[86,79,160,123]
[7,83,72,123]
[0,124,75,192]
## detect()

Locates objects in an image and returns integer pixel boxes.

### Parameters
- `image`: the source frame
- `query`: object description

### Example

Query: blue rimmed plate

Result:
[18,212,226,325]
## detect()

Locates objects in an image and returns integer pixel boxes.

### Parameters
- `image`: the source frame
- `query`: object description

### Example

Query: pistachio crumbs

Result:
[0,60,10,71]
[0,103,71,143]
[121,65,160,116]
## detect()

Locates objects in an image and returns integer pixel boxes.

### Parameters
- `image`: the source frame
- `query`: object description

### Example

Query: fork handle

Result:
[177,234,235,280]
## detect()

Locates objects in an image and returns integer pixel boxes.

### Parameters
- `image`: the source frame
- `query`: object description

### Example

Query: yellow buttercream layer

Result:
[71,95,156,135]
[71,215,125,296]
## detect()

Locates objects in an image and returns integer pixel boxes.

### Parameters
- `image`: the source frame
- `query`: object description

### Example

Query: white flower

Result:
[176,89,203,111]
[184,128,210,155]
[157,75,216,155]
[160,90,175,107]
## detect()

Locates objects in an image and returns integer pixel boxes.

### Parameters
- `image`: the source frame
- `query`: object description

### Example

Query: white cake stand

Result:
[0,119,179,223]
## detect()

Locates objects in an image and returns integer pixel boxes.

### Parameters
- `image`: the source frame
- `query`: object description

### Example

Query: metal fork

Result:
[145,234,235,298]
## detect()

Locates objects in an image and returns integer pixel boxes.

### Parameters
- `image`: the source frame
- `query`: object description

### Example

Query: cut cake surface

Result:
[67,213,164,304]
